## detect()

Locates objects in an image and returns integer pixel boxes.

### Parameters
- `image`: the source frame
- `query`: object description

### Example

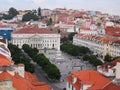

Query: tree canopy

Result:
[22,44,61,80]
[46,18,53,26]
[68,32,77,41]
[22,11,39,21]
[8,44,35,73]
[83,54,103,66]
[8,7,19,17]
[104,54,112,62]
[2,7,19,20]
[60,42,90,56]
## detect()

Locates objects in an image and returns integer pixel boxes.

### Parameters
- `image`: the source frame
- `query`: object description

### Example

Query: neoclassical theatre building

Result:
[11,27,60,50]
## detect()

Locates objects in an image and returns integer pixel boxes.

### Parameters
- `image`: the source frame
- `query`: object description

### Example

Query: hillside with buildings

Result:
[0,6,120,90]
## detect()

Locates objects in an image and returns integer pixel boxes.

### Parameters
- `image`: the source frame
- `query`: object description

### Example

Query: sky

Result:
[0,0,120,16]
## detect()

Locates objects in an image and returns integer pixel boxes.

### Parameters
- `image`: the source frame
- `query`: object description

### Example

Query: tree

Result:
[61,37,68,43]
[83,54,90,61]
[2,14,13,20]
[49,18,52,24]
[45,64,61,80]
[83,55,103,66]
[68,32,77,41]
[8,43,21,56]
[22,12,39,21]
[22,44,61,80]
[60,42,90,56]
[47,18,53,26]
[104,54,112,62]
[33,48,39,56]
[9,44,35,73]
[1,7,18,20]
[8,7,19,17]
[25,63,35,73]
[38,7,42,18]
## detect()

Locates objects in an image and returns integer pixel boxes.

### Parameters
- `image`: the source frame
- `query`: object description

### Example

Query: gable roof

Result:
[0,71,52,90]
[0,54,13,66]
[66,70,120,90]
[0,71,13,81]
[13,73,31,90]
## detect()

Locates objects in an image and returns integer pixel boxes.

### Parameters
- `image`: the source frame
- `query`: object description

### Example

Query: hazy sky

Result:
[0,0,120,15]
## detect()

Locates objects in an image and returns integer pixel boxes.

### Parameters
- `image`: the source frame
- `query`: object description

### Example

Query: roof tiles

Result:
[66,70,120,90]
[13,27,55,34]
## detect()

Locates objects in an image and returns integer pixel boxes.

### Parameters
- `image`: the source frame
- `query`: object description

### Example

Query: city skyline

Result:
[0,0,120,16]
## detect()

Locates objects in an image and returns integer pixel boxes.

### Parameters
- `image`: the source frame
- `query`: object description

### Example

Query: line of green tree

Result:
[83,55,103,66]
[8,44,35,73]
[60,42,90,56]
[22,44,61,81]
[60,42,103,66]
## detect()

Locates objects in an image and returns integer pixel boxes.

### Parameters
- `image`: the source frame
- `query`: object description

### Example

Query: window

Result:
[72,86,74,90]
[69,83,70,88]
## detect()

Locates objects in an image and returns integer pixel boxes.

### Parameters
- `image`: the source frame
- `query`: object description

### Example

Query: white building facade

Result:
[57,22,76,32]
[97,58,120,79]
[73,34,120,58]
[11,27,60,50]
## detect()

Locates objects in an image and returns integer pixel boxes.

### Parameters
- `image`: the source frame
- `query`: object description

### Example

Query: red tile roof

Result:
[111,58,120,66]
[101,58,120,69]
[102,83,120,90]
[0,38,7,44]
[13,73,31,90]
[0,23,6,27]
[9,22,22,25]
[13,27,56,34]
[80,27,90,30]
[63,22,75,25]
[66,70,120,90]
[0,71,52,90]
[0,71,13,81]
[105,27,120,37]
[74,13,84,17]
[75,33,119,44]
[0,54,13,66]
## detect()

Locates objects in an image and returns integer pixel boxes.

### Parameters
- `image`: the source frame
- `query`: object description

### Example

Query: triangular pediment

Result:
[29,34,41,39]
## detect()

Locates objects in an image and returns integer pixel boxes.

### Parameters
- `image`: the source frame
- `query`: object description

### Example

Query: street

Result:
[23,49,96,90]
[39,49,96,89]
[34,64,62,90]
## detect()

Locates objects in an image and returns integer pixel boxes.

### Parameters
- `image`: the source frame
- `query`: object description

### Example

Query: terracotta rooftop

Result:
[75,33,119,44]
[66,70,120,90]
[80,27,90,30]
[105,27,120,37]
[0,71,13,81]
[0,39,7,44]
[100,57,120,69]
[13,27,56,34]
[0,71,52,90]
[63,22,75,25]
[0,23,6,27]
[0,54,13,66]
